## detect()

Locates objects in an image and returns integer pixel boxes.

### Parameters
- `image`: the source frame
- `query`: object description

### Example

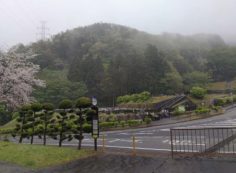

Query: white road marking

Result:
[46,143,201,152]
[135,132,153,135]
[79,144,171,151]
[109,139,120,143]
[163,139,205,146]
[160,129,170,132]
[119,133,129,135]
[162,140,169,143]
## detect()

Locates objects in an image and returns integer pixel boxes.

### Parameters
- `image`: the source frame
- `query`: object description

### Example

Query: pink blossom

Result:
[0,49,45,109]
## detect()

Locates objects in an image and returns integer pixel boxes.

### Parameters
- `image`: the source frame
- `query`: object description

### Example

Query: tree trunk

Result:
[30,112,35,144]
[19,136,23,143]
[43,113,47,145]
[59,133,62,147]
[78,109,83,150]
[19,115,25,143]
[59,113,65,147]
[78,139,82,150]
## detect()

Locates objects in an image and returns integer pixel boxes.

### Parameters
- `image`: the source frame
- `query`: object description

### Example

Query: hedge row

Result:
[99,119,151,129]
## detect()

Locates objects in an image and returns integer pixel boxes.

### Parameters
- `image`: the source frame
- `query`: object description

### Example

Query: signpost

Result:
[91,97,99,151]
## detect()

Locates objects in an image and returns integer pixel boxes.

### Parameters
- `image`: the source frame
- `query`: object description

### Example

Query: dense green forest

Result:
[16,23,236,106]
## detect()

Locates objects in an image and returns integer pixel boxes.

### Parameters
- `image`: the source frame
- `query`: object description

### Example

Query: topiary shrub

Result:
[59,99,73,110]
[31,102,43,112]
[190,87,207,99]
[75,97,92,109]
[42,103,54,111]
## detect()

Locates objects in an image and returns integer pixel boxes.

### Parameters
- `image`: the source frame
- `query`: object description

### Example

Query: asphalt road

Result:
[13,107,236,152]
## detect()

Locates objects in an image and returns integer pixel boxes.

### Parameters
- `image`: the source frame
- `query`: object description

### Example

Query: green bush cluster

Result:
[99,119,146,129]
[213,96,235,106]
[127,120,142,126]
[195,107,210,114]
[173,106,186,116]
[116,91,151,104]
[190,87,207,99]
[210,105,221,111]
[144,117,152,124]
[100,122,118,129]
[0,128,14,134]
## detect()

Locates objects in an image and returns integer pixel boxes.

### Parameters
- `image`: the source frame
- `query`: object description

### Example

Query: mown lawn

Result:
[0,142,95,168]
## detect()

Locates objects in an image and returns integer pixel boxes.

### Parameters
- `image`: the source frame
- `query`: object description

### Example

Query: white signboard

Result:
[92,120,99,138]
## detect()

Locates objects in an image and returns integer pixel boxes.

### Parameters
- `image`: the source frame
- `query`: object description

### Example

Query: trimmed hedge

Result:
[0,128,14,134]
[99,119,145,129]
[195,107,210,114]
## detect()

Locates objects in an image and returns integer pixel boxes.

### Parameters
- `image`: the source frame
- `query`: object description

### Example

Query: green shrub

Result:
[173,106,186,116]
[100,122,116,129]
[190,87,207,99]
[83,124,92,133]
[75,97,92,108]
[120,121,126,127]
[0,128,14,134]
[21,104,31,111]
[12,112,20,119]
[144,117,152,124]
[225,97,233,104]
[31,102,43,112]
[42,103,54,111]
[213,98,225,106]
[116,91,151,104]
[99,113,110,122]
[127,120,142,126]
[59,99,73,109]
[195,107,210,114]
[211,105,221,111]
[106,114,117,122]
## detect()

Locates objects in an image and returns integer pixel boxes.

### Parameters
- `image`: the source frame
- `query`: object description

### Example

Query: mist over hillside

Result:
[14,23,231,105]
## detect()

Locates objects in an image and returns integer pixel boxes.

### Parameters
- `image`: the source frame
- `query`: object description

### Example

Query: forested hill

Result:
[20,23,229,106]
[31,23,225,69]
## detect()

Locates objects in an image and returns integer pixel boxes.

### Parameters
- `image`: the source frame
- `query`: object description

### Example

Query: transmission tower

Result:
[37,21,50,41]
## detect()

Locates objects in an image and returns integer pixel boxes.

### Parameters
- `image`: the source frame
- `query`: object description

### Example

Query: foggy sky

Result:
[1,0,236,49]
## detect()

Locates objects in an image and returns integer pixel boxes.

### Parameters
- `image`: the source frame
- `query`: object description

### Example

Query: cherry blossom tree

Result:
[0,47,45,109]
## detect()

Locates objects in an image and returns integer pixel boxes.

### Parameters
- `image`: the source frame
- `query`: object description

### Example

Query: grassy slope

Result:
[0,119,16,130]
[117,95,175,108]
[0,142,95,168]
[189,94,227,106]
[207,80,236,90]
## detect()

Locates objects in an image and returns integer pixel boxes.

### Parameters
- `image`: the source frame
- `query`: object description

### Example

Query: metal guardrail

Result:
[170,127,236,158]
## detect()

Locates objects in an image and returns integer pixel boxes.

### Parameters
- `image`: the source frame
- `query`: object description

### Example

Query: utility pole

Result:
[37,21,50,41]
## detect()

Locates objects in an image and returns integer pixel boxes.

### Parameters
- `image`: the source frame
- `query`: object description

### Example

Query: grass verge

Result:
[0,141,95,169]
